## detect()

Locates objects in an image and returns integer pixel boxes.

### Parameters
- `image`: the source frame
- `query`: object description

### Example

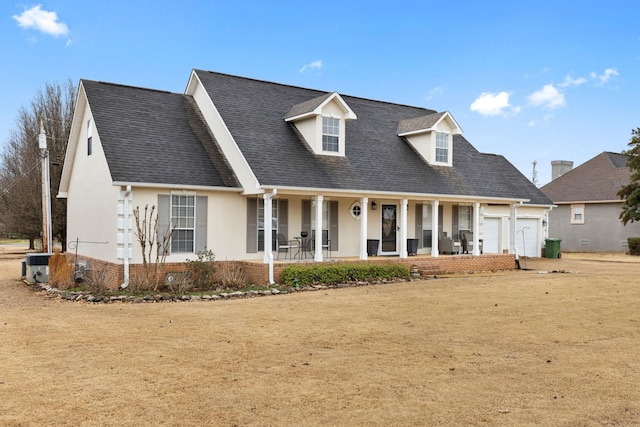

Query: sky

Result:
[2,1,639,187]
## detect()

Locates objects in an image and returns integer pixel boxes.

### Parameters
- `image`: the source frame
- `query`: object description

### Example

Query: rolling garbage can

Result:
[545,238,562,258]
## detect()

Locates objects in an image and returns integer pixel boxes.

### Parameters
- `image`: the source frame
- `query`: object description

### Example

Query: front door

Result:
[381,204,398,254]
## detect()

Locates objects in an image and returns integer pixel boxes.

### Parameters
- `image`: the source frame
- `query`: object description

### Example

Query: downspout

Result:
[120,185,132,289]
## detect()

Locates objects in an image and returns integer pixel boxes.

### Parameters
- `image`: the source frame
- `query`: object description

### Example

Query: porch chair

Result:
[308,230,331,258]
[461,231,483,254]
[276,233,299,260]
[438,232,461,255]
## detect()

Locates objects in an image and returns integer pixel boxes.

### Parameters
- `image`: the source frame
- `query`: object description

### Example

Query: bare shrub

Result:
[216,262,248,290]
[48,249,74,289]
[166,272,193,294]
[85,268,108,294]
[127,271,153,294]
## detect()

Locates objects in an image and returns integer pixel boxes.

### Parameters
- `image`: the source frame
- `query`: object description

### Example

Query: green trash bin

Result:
[545,238,562,258]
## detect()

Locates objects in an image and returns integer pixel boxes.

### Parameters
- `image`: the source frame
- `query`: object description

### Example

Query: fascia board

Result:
[190,73,261,193]
[58,82,87,196]
[111,181,243,192]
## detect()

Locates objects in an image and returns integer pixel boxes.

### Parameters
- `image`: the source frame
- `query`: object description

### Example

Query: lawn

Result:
[1,253,639,426]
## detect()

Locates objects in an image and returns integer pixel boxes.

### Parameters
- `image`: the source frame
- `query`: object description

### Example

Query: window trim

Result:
[170,194,195,253]
[571,204,585,224]
[322,116,340,152]
[87,119,93,156]
[435,132,449,163]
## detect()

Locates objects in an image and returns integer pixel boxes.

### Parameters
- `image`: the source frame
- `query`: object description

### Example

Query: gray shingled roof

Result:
[194,70,552,205]
[540,152,630,203]
[284,92,333,120]
[82,80,239,188]
[397,112,446,135]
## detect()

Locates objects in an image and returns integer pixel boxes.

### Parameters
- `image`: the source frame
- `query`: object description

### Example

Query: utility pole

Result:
[39,118,52,253]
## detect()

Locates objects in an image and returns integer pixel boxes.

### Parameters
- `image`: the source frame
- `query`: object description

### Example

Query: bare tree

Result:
[0,80,75,250]
[133,204,173,291]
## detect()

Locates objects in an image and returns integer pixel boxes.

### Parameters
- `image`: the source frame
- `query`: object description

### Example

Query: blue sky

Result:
[2,1,639,186]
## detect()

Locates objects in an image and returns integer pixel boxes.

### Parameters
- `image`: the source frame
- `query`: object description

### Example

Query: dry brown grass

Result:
[1,251,640,426]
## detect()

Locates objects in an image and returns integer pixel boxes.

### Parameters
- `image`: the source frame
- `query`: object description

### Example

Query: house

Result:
[58,70,553,287]
[540,152,640,252]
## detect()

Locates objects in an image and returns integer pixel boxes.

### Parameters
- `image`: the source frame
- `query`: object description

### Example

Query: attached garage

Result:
[483,217,502,254]
[515,218,540,258]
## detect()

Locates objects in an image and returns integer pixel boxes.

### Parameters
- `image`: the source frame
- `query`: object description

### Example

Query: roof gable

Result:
[77,80,239,189]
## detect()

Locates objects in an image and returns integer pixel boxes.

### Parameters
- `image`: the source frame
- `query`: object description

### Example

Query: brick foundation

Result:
[69,254,517,289]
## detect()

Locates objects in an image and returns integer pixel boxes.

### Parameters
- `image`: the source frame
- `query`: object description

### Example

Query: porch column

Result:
[400,198,408,258]
[263,191,275,285]
[360,196,368,260]
[473,202,480,256]
[314,194,324,262]
[509,203,519,255]
[431,200,439,257]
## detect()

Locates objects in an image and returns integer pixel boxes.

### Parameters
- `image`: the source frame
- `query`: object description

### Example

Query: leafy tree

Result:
[0,80,75,250]
[618,127,640,225]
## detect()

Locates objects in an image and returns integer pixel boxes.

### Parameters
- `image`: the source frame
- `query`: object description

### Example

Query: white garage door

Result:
[515,218,539,257]
[483,217,501,254]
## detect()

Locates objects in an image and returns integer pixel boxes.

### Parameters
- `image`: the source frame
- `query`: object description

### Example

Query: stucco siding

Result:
[548,203,640,252]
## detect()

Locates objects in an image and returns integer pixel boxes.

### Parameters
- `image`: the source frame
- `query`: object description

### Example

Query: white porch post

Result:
[314,194,324,262]
[473,202,480,256]
[400,198,408,258]
[509,203,518,255]
[263,191,275,284]
[360,196,368,260]
[431,200,439,257]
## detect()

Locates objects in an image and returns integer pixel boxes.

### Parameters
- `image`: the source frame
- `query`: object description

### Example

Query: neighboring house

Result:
[58,69,553,286]
[540,152,640,252]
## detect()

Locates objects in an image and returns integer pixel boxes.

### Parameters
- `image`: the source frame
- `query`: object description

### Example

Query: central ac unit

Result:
[25,253,52,284]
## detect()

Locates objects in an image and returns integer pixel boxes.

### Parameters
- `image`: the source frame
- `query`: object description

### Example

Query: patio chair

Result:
[276,233,299,260]
[308,230,331,258]
[438,232,460,255]
[461,231,483,254]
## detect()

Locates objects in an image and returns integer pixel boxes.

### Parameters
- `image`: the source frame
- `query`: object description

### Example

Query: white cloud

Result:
[590,68,619,85]
[425,86,445,101]
[527,84,565,109]
[299,60,323,73]
[13,4,69,37]
[558,74,587,87]
[470,91,513,116]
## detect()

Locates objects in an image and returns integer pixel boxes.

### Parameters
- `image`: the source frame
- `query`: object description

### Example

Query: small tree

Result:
[133,204,172,291]
[618,128,640,225]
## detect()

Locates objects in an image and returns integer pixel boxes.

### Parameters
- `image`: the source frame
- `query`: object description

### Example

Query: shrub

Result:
[629,238,640,256]
[48,249,74,289]
[216,262,248,290]
[281,263,410,287]
[185,249,217,290]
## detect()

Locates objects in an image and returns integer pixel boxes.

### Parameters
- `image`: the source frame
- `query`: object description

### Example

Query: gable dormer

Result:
[284,92,357,156]
[397,111,462,167]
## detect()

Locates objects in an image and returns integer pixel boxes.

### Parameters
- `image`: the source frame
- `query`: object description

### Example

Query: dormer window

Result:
[435,132,449,163]
[397,111,461,167]
[284,92,356,157]
[322,117,340,152]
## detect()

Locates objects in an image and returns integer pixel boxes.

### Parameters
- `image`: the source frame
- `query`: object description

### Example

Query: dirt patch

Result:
[1,252,640,426]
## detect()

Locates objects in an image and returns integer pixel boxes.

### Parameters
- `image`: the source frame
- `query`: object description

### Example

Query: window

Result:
[322,117,340,152]
[87,119,93,156]
[349,202,361,220]
[435,132,449,162]
[571,204,585,224]
[422,203,433,247]
[458,205,472,234]
[171,195,195,252]
[258,199,278,251]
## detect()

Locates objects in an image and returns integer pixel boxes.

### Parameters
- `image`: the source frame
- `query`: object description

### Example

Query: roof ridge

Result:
[193,69,437,114]
[83,79,174,95]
